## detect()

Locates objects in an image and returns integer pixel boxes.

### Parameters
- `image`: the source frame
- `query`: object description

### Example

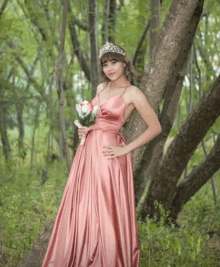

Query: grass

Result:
[0,159,68,266]
[0,155,219,267]
[137,180,220,266]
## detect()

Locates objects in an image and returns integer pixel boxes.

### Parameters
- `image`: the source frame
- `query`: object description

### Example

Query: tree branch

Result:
[24,0,49,41]
[142,73,220,220]
[132,20,151,67]
[170,134,220,221]
[55,0,71,171]
[196,28,216,79]
[0,0,9,20]
[125,0,204,179]
[73,16,89,31]
[129,0,204,205]
[67,0,90,82]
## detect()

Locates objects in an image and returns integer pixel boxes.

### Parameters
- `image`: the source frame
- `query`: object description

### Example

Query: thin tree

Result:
[0,0,9,20]
[150,0,160,58]
[89,0,99,93]
[55,0,71,171]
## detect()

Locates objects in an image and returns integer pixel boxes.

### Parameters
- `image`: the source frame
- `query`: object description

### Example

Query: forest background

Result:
[0,0,220,266]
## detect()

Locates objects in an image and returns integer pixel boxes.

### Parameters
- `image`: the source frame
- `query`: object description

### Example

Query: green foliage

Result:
[0,161,68,266]
[0,0,220,266]
[138,194,220,267]
[0,159,219,266]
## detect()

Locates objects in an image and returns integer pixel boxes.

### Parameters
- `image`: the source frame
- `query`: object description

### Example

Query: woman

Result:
[42,42,161,267]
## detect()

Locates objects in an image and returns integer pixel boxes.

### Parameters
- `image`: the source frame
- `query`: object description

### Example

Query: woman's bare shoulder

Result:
[97,82,107,94]
[126,85,149,107]
[127,85,139,97]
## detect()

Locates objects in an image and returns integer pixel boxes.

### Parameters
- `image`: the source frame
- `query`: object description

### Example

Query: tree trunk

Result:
[0,0,9,20]
[16,101,26,160]
[132,20,150,68]
[0,89,11,161]
[89,0,99,93]
[150,0,160,58]
[137,6,203,201]
[124,0,204,206]
[132,14,150,86]
[170,134,220,222]
[109,0,116,43]
[140,74,220,221]
[30,104,40,171]
[103,0,110,43]
[67,1,91,82]
[55,0,71,171]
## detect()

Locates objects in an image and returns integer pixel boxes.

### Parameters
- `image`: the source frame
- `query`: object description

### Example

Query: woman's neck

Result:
[108,74,129,89]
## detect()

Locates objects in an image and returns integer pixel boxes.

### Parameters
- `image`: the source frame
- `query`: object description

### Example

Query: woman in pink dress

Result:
[42,42,161,267]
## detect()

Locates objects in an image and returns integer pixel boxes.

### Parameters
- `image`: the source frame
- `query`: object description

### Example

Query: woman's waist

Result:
[86,125,126,146]
[89,120,123,132]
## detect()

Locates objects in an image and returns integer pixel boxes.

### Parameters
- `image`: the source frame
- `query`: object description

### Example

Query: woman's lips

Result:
[108,73,115,76]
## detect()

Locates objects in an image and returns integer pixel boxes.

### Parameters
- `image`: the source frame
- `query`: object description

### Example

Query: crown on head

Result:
[99,42,126,59]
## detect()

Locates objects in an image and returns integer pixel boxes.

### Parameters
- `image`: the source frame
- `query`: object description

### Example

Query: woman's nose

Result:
[107,65,113,71]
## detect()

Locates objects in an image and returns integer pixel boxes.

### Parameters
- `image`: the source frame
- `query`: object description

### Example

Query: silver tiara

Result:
[99,42,126,59]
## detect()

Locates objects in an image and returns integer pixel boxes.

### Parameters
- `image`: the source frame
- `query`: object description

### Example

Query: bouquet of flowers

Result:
[74,100,99,145]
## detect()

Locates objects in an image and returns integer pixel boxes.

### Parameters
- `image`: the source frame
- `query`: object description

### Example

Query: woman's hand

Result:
[102,145,128,159]
[78,126,89,139]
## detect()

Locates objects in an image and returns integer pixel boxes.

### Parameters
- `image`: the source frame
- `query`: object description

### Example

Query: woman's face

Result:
[102,59,126,81]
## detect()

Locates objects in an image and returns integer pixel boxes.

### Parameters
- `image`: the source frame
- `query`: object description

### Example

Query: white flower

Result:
[75,104,81,114]
[92,105,99,114]
[81,104,90,114]
[82,100,89,105]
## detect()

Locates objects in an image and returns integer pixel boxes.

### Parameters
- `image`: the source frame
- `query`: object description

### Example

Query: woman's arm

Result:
[90,83,103,105]
[124,87,162,154]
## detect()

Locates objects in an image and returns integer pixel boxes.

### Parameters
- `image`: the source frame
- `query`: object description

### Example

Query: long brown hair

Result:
[99,44,137,83]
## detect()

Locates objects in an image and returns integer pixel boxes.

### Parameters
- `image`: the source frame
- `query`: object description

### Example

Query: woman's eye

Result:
[112,61,116,64]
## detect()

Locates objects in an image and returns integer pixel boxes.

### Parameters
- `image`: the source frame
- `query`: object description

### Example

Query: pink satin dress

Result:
[41,84,140,267]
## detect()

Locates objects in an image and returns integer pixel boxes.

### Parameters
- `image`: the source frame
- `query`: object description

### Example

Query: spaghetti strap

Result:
[98,83,108,95]
[122,84,130,96]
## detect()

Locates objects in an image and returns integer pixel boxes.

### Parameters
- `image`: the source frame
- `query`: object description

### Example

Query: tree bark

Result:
[150,0,160,58]
[30,104,40,171]
[89,0,99,93]
[0,89,11,161]
[55,0,71,171]
[134,7,200,198]
[132,20,150,67]
[0,0,9,20]
[16,101,26,160]
[109,0,116,43]
[170,134,220,222]
[132,19,150,86]
[67,1,91,82]
[104,0,110,43]
[140,74,220,221]
[123,0,204,205]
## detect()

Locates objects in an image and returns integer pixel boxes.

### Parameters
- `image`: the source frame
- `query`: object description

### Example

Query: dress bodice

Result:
[89,84,129,132]
[84,84,130,146]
